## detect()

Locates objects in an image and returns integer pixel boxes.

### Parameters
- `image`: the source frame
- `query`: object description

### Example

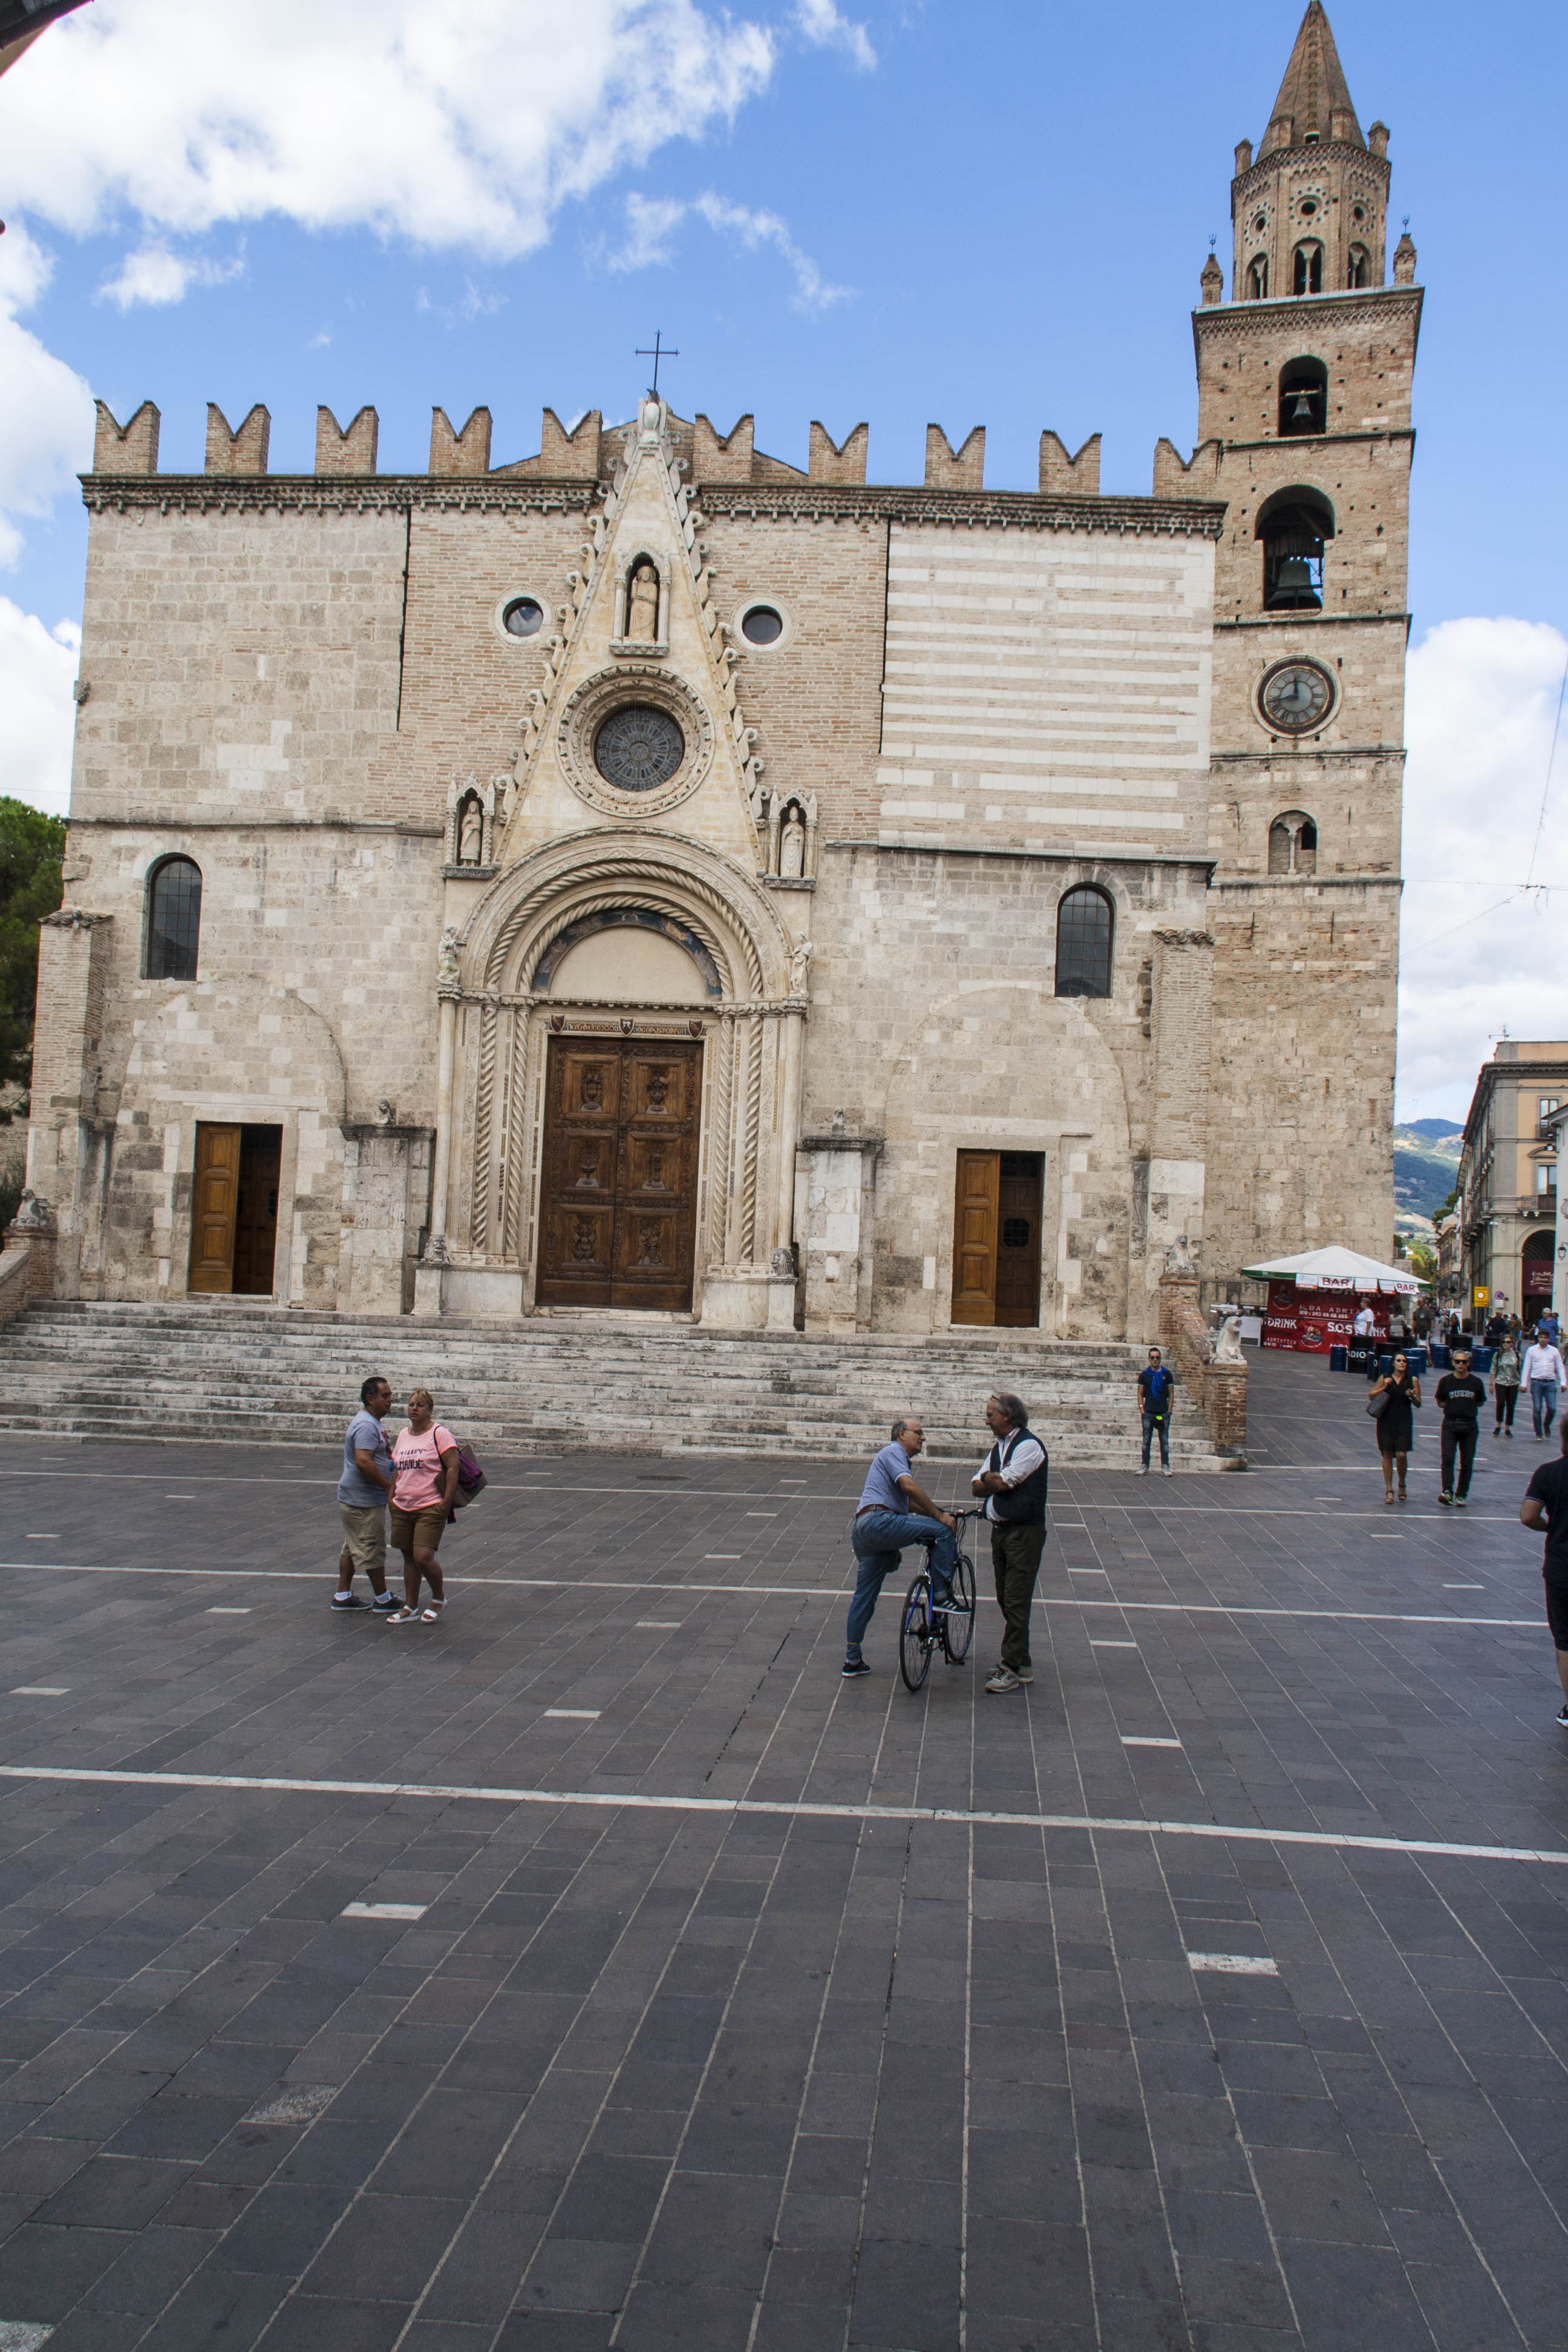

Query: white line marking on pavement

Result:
[1122,1736,1182,1749]
[8,1688,68,1697]
[1187,1953,1279,1976]
[0,1562,1543,1632]
[1445,1584,1484,1590]
[207,1607,250,1614]
[636,1622,681,1629]
[1091,1641,1138,1648]
[544,1709,599,1720]
[341,1901,426,1921]
[245,2085,336,2125]
[24,1536,57,1541]
[1,1763,1563,1869]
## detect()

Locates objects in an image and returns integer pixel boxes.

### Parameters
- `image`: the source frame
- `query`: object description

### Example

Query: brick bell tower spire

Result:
[1232,2,1389,301]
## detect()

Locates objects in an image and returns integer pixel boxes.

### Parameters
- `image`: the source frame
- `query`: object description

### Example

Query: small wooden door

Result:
[951,1149,1044,1328]
[232,1126,282,1295]
[995,1151,1045,1328]
[537,1037,702,1311]
[189,1123,241,1292]
[952,1151,1001,1324]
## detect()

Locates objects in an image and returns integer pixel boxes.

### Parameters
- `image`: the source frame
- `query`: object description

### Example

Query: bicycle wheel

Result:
[942,1548,975,1664]
[899,1574,933,1691]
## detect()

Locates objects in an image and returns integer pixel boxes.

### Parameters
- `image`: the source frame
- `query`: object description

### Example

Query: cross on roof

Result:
[635,331,679,397]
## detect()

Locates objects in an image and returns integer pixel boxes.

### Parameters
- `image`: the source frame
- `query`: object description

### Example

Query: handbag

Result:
[452,1444,486,1507]
[1366,1387,1391,1419]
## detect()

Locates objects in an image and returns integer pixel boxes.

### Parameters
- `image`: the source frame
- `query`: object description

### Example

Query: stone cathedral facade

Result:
[29,3,1419,1344]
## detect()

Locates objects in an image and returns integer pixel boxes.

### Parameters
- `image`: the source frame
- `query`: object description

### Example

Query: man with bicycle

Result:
[843,1417,959,1677]
[972,1391,1048,1694]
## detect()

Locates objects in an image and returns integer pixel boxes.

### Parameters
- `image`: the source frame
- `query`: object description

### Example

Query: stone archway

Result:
[431,831,805,1327]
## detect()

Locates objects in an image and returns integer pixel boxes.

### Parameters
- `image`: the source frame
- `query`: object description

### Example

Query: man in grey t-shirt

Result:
[335,1376,398,1611]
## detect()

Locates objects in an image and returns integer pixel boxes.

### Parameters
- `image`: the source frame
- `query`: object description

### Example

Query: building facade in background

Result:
[1457,1043,1565,1322]
[28,4,1419,1339]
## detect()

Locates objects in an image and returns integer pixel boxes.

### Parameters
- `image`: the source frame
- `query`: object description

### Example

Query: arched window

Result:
[1278,357,1328,437]
[1346,243,1371,289]
[1256,484,1335,612]
[143,856,202,980]
[1292,241,1324,295]
[1246,255,1269,301]
[1054,886,1114,1000]
[1268,812,1318,877]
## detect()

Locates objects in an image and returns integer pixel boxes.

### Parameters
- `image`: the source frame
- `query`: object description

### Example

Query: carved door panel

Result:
[537,1039,702,1311]
[189,1123,241,1293]
[950,1149,1000,1325]
[538,1047,621,1306]
[993,1151,1044,1328]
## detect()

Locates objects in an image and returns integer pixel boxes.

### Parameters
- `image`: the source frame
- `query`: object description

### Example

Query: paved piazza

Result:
[0,1351,1564,2352]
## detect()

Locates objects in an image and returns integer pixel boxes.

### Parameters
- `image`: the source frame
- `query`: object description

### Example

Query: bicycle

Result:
[898,1506,981,1691]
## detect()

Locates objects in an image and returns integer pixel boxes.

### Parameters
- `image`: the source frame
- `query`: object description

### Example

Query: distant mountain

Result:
[1400,1117,1465,1144]
[1393,1122,1462,1221]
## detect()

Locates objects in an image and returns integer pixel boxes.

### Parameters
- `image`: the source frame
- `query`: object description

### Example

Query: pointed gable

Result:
[1261,1,1364,153]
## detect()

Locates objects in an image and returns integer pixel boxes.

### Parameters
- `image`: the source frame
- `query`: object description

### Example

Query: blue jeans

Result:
[1532,1377,1560,1436]
[846,1510,956,1655]
[1141,1411,1169,1469]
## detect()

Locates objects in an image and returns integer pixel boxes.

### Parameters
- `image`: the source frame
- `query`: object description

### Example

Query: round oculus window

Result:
[740,604,785,647]
[593,704,687,793]
[1260,661,1334,734]
[503,596,544,638]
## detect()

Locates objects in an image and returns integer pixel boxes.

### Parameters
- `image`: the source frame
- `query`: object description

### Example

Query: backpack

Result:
[449,1442,487,1511]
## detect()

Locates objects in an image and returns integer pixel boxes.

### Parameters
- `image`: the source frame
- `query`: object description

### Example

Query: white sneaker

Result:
[1163,1468,1173,1477]
[1137,1466,1149,1475]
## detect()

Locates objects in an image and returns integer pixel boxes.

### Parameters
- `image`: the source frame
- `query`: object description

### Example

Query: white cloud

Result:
[0,0,776,278]
[795,0,875,70]
[97,243,243,310]
[0,222,95,569]
[613,189,851,310]
[0,602,80,817]
[1397,616,1568,1120]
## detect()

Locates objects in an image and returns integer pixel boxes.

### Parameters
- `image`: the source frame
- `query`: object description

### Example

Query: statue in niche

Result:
[626,560,659,642]
[779,805,806,879]
[788,939,813,996]
[438,924,460,984]
[457,797,483,864]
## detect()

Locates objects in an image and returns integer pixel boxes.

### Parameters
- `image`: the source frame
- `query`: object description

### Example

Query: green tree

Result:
[1405,1235,1437,1284]
[0,797,65,1115]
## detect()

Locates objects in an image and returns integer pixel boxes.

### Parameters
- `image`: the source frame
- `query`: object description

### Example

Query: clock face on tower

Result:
[1259,660,1334,734]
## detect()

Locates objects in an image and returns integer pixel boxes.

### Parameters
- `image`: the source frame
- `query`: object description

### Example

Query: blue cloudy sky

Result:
[0,0,1563,1120]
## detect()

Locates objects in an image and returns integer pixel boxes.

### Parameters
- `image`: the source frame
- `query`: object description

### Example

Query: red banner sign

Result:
[1262,1281,1394,1353]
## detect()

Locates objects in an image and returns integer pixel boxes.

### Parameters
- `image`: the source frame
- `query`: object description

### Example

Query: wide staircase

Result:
[0,1301,1229,1468]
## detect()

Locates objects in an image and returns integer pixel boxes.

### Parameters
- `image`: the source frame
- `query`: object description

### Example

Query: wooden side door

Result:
[537,1044,622,1307]
[612,1042,701,1311]
[189,1123,241,1293]
[951,1150,1000,1325]
[232,1126,282,1296]
[994,1151,1044,1328]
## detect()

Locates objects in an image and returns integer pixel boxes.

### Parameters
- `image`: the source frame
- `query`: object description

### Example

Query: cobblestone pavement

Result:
[0,1350,1563,2351]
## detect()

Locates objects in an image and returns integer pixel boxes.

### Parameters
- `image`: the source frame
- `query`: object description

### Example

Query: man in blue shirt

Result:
[843,1417,958,1677]
[1137,1347,1175,1475]
[335,1375,399,1611]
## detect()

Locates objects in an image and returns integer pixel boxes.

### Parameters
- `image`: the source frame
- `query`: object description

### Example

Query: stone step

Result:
[0,1301,1227,1466]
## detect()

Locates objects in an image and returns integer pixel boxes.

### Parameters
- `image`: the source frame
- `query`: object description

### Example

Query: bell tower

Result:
[1190,1,1423,1288]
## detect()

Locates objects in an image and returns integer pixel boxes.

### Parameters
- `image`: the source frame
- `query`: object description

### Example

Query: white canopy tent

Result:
[1241,1245,1425,1294]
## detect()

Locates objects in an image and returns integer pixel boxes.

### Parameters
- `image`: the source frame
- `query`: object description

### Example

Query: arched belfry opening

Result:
[1256,484,1335,611]
[1292,240,1324,295]
[1278,357,1328,437]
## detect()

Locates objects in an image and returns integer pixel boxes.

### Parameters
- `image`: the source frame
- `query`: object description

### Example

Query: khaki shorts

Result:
[390,1504,448,1557]
[338,1503,386,1576]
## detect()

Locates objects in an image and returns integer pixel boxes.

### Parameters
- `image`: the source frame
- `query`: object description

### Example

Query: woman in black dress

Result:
[1370,1350,1420,1503]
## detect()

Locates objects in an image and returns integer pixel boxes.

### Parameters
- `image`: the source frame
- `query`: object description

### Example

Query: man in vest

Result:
[971,1391,1048,1694]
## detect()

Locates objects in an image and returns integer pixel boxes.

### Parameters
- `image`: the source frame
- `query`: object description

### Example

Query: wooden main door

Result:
[537,1037,703,1311]
[189,1123,281,1295]
[951,1149,1044,1328]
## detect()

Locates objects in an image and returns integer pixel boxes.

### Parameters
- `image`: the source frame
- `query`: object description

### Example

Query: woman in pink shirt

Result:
[388,1388,459,1622]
